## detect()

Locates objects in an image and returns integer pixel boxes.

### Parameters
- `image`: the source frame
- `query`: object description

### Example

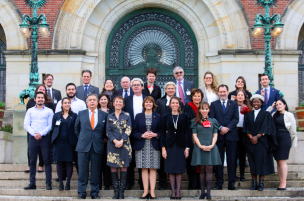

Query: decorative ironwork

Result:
[124,26,180,68]
[25,0,48,9]
[109,12,194,69]
[0,40,5,65]
[0,40,6,103]
[298,40,304,104]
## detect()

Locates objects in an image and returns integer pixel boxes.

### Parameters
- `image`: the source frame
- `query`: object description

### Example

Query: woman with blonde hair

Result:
[199,71,219,105]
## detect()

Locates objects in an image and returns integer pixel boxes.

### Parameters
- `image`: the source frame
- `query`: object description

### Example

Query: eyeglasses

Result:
[175,71,183,75]
[204,77,212,80]
[132,84,142,87]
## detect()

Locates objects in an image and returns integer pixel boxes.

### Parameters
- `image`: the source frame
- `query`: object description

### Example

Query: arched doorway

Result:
[106,8,198,94]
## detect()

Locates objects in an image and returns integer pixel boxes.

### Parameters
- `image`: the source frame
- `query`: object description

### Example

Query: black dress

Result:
[273,113,291,160]
[53,117,74,162]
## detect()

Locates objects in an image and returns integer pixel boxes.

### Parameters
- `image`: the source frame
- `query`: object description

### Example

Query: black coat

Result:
[160,113,191,149]
[26,98,55,112]
[50,88,62,108]
[155,95,184,118]
[123,94,146,125]
[133,112,162,151]
[51,112,78,146]
[209,99,239,142]
[142,82,162,101]
[228,90,252,100]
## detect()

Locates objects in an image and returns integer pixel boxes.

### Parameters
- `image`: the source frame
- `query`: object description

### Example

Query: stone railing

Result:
[0,131,13,164]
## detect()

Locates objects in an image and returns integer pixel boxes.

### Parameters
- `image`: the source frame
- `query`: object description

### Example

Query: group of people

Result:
[23,67,298,199]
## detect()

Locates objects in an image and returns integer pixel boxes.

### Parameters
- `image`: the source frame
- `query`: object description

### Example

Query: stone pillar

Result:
[0,131,13,164]
[287,132,304,165]
[13,105,27,164]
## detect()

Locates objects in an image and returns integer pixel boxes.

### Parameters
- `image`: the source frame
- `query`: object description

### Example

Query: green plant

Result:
[301,101,304,107]
[0,124,13,133]
[0,101,4,107]
[297,125,300,132]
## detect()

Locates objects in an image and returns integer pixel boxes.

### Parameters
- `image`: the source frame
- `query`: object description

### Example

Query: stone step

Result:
[0,180,303,189]
[0,188,303,198]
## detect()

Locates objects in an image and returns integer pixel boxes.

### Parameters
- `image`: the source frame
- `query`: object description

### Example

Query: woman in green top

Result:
[191,102,221,200]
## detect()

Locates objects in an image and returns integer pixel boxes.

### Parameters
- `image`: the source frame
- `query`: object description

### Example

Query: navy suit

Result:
[256,87,280,111]
[75,109,108,198]
[133,112,162,151]
[174,79,195,104]
[209,99,239,188]
[118,88,134,98]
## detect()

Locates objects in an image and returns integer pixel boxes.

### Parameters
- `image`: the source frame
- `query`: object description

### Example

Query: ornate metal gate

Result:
[0,40,6,103]
[106,8,198,94]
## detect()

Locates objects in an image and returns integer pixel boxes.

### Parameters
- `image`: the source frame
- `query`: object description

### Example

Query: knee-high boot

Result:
[119,172,127,199]
[111,172,119,199]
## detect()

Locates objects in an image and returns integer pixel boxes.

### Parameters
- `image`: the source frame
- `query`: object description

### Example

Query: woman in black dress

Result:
[52,97,77,190]
[161,96,190,199]
[267,99,297,190]
[243,94,276,191]
[25,84,54,173]
[101,79,119,102]
[98,93,114,190]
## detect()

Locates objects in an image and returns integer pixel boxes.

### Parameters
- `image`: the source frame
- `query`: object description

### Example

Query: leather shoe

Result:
[276,188,286,190]
[24,184,36,190]
[170,197,175,199]
[139,193,149,199]
[104,186,109,190]
[240,176,245,182]
[125,185,132,190]
[235,176,239,181]
[78,195,86,199]
[228,186,238,190]
[206,194,212,200]
[199,193,206,199]
[91,195,100,199]
[46,183,52,190]
[65,183,70,190]
[212,185,222,190]
[59,183,64,191]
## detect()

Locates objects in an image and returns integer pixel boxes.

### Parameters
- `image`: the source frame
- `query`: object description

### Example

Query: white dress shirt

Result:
[220,99,228,108]
[123,87,131,98]
[83,83,91,91]
[166,95,171,106]
[237,106,244,127]
[55,97,86,114]
[133,95,143,120]
[206,90,218,105]
[24,106,54,136]
[89,108,98,128]
[254,108,261,120]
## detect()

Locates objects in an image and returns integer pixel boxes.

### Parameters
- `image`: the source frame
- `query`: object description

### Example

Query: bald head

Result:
[121,76,131,90]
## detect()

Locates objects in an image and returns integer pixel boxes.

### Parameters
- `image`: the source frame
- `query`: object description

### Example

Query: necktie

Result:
[178,82,185,105]
[91,110,95,130]
[47,89,52,99]
[124,90,128,98]
[84,85,88,97]
[222,101,226,113]
[264,89,268,105]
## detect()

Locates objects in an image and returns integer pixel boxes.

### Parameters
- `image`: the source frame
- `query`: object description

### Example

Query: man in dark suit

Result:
[75,70,99,102]
[142,67,162,101]
[255,73,280,111]
[75,94,108,199]
[123,78,146,190]
[173,66,194,105]
[117,76,134,98]
[43,74,62,108]
[209,84,239,190]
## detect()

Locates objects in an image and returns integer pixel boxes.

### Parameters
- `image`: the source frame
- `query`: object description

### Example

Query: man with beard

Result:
[24,92,54,190]
[55,83,86,114]
[43,74,62,108]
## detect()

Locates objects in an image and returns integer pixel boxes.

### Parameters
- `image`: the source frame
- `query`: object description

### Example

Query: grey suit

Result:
[174,79,194,104]
[75,85,99,102]
[75,109,108,197]
[51,88,62,108]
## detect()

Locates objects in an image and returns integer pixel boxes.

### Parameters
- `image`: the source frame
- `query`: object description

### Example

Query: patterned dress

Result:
[106,111,132,167]
[135,114,160,169]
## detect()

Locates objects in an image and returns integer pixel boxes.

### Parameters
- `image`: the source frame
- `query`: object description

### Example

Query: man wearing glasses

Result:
[173,66,194,105]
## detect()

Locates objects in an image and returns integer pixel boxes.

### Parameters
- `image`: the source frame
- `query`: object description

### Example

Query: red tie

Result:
[178,82,185,105]
[91,111,95,130]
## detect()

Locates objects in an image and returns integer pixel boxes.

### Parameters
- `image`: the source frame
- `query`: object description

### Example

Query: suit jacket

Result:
[75,85,99,102]
[228,90,252,100]
[51,112,78,146]
[155,95,185,118]
[51,88,62,106]
[117,88,134,98]
[142,82,162,101]
[256,87,280,111]
[160,113,191,148]
[123,94,147,125]
[133,112,162,151]
[75,109,108,154]
[174,79,195,103]
[209,99,239,142]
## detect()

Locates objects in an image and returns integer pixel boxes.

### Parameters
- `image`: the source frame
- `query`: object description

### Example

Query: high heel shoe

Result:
[199,193,206,199]
[150,193,158,199]
[139,193,149,199]
[59,183,64,191]
[65,183,70,190]
[206,193,212,200]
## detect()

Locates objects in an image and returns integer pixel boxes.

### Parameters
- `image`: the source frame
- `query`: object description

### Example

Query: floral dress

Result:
[106,111,132,167]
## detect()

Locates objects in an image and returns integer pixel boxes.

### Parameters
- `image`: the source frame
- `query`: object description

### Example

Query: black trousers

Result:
[28,135,52,185]
[77,146,102,197]
[237,128,246,177]
[158,156,167,188]
[214,139,237,187]
[127,150,142,187]
[100,144,112,187]
[27,133,44,167]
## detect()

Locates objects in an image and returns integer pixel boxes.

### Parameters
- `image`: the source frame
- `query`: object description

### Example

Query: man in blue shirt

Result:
[24,92,54,190]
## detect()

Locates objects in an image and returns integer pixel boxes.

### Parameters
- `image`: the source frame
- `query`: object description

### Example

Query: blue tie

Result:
[124,90,128,98]
[84,85,88,97]
[222,101,226,113]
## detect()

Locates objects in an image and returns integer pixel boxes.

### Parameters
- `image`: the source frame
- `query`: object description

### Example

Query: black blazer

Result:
[26,98,55,112]
[51,112,78,146]
[174,79,195,103]
[51,88,62,107]
[133,112,162,151]
[155,95,185,118]
[74,109,108,154]
[160,113,191,148]
[142,82,162,101]
[209,99,239,142]
[228,90,252,100]
[123,94,147,125]
[117,88,134,98]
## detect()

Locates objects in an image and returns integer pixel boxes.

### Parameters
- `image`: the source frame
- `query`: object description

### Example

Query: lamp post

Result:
[252,0,284,87]
[18,0,50,105]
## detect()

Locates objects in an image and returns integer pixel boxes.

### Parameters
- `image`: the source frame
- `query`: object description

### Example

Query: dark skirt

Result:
[53,142,74,162]
[164,144,186,173]
[273,129,291,160]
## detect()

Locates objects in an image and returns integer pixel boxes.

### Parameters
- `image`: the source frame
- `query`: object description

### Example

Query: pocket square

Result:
[103,120,105,122]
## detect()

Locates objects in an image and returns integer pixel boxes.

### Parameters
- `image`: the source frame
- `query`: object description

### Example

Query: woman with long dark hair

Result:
[191,102,221,199]
[267,99,297,190]
[228,76,252,100]
[51,97,78,190]
[101,79,119,102]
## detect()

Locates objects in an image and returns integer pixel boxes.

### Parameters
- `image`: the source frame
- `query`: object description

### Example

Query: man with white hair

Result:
[123,78,146,190]
[173,66,194,105]
[118,76,134,98]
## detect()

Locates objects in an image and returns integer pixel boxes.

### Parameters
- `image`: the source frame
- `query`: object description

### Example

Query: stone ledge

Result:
[3,49,86,55]
[218,49,302,55]
[0,132,13,142]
